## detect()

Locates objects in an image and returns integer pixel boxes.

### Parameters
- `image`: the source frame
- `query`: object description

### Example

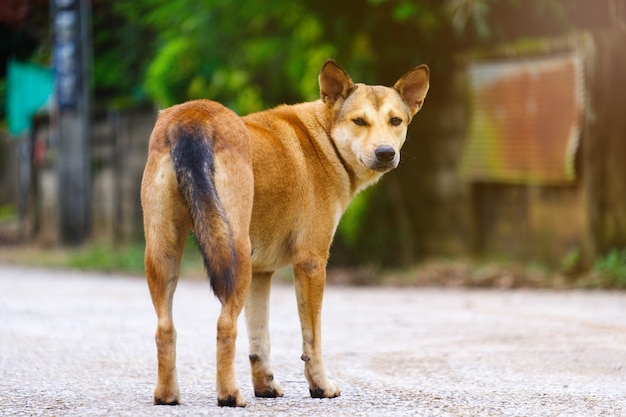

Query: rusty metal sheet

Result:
[460,53,584,184]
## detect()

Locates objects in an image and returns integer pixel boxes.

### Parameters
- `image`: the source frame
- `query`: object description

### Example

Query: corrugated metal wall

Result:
[461,54,584,185]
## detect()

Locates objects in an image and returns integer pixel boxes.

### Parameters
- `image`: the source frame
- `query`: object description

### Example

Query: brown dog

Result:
[140,60,429,407]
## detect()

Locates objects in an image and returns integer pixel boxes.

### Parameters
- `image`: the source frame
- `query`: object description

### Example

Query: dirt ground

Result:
[1,264,625,416]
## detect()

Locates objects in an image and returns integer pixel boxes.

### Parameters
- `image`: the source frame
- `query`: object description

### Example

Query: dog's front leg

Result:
[294,258,341,399]
[245,271,284,397]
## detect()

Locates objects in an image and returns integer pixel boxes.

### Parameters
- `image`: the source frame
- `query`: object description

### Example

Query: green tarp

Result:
[7,59,54,136]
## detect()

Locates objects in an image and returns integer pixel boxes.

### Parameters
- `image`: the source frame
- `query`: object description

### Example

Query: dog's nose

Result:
[375,146,396,163]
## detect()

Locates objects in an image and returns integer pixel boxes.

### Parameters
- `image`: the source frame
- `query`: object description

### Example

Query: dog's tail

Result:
[169,123,237,303]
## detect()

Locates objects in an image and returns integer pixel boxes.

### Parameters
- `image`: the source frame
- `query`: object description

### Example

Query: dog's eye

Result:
[390,117,403,126]
[352,118,368,127]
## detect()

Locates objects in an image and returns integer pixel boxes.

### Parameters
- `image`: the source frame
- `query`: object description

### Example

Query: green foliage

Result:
[0,204,16,222]
[136,0,337,113]
[143,37,201,107]
[560,247,581,274]
[91,2,158,102]
[592,248,626,288]
[338,186,377,248]
[446,0,492,39]
[92,0,579,108]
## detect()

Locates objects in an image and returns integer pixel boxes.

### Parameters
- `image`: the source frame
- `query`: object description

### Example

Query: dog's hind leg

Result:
[214,229,251,407]
[215,260,250,407]
[294,256,341,399]
[142,165,191,405]
[212,141,254,407]
[245,271,285,398]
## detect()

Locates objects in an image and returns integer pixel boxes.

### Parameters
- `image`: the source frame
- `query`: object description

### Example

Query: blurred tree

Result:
[3,0,595,115]
[90,2,158,105]
[89,0,596,265]
[134,0,336,113]
[2,0,609,265]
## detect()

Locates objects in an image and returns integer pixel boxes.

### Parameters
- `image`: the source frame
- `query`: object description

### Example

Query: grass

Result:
[581,248,626,289]
[1,238,625,289]
[0,236,206,279]
[67,243,147,274]
[66,237,207,278]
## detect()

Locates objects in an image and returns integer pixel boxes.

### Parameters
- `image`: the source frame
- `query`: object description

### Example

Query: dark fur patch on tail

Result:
[170,124,237,302]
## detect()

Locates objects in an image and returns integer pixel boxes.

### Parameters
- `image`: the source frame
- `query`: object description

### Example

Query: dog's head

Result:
[319,60,429,181]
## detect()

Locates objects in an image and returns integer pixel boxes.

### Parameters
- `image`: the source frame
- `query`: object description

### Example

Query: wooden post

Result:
[52,0,92,245]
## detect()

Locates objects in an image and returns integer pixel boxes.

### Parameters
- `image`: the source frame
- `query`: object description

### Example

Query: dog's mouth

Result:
[370,162,396,172]
[359,157,398,173]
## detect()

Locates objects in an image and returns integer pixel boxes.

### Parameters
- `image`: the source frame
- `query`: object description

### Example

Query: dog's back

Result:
[242,101,351,272]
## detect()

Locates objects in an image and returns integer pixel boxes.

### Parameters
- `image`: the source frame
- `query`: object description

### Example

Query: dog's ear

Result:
[394,65,430,116]
[319,60,354,105]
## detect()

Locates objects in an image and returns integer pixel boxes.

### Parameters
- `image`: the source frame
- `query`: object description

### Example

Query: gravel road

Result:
[1,264,625,416]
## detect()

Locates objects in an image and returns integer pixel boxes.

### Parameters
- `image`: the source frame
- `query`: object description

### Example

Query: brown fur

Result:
[140,60,429,407]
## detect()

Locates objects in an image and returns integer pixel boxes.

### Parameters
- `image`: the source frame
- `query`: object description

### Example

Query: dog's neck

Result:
[245,100,386,212]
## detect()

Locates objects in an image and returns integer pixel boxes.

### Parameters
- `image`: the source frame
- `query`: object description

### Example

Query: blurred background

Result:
[1,0,625,287]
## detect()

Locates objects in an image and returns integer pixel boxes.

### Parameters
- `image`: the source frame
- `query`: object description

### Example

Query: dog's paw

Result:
[154,396,180,406]
[217,389,246,407]
[309,379,341,399]
[254,380,284,398]
[253,371,284,398]
[154,385,180,405]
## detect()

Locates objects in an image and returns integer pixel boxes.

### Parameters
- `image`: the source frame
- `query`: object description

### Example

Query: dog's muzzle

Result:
[369,145,398,172]
[375,146,395,163]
